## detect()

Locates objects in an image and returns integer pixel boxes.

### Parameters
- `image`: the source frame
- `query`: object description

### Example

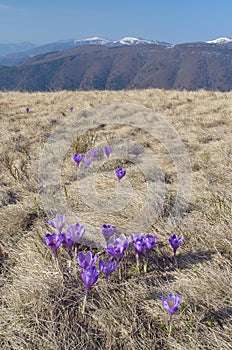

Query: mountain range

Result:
[0,37,173,66]
[0,36,231,91]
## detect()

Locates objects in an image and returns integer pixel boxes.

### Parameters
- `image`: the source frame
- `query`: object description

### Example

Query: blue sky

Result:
[0,0,231,44]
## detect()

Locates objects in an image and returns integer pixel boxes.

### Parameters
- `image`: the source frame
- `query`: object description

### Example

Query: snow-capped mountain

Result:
[74,36,111,46]
[0,36,172,66]
[206,37,232,44]
[115,36,172,47]
[1,35,231,67]
[108,37,157,47]
[73,36,172,48]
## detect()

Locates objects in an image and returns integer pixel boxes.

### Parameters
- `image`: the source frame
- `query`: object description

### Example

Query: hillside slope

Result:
[0,42,231,91]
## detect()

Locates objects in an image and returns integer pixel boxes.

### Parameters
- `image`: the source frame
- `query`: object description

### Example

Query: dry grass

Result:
[0,89,231,349]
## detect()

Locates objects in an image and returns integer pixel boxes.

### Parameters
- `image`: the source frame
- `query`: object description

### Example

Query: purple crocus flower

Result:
[162,293,181,315]
[133,233,147,270]
[69,107,73,112]
[73,154,83,167]
[84,157,92,167]
[169,234,183,258]
[89,149,97,158]
[145,234,157,251]
[82,266,99,291]
[106,234,131,262]
[106,234,131,279]
[67,223,85,245]
[47,214,65,233]
[78,251,98,269]
[44,232,64,258]
[144,233,157,272]
[161,293,181,335]
[26,107,30,113]
[99,259,117,284]
[115,168,126,182]
[102,224,116,242]
[133,234,147,254]
[103,146,112,158]
[81,266,99,312]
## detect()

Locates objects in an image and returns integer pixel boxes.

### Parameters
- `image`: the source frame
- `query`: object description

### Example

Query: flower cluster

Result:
[43,134,185,329]
[26,106,74,114]
[133,233,157,272]
[105,233,131,264]
[72,147,126,183]
[45,214,85,258]
[72,146,112,168]
[44,214,183,318]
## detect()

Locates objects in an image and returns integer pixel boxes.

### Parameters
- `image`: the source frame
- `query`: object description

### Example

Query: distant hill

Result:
[0,41,37,57]
[0,37,231,91]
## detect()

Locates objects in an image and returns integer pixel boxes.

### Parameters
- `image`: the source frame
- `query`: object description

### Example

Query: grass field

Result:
[0,89,231,349]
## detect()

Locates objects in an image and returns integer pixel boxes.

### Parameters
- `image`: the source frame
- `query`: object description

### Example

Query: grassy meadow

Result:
[0,89,231,349]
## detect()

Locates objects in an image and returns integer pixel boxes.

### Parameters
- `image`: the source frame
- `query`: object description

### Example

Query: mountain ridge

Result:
[0,41,231,92]
[1,35,231,67]
[0,41,37,57]
[0,36,172,66]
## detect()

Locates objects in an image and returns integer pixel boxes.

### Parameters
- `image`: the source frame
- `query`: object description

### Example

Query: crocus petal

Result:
[174,294,181,307]
[171,306,179,314]
[78,252,85,263]
[53,214,65,232]
[85,251,92,262]
[92,253,98,265]
[161,295,170,311]
[82,266,99,290]
[168,292,175,300]
[99,260,104,271]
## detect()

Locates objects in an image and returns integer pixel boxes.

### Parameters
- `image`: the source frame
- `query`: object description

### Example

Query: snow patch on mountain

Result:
[110,37,156,46]
[207,37,232,44]
[74,37,111,46]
